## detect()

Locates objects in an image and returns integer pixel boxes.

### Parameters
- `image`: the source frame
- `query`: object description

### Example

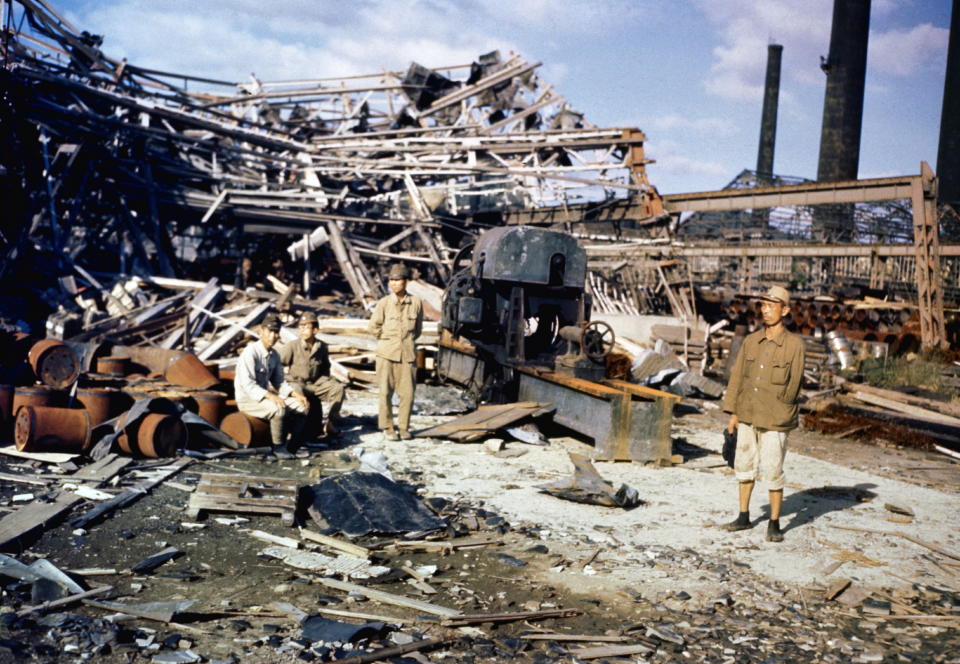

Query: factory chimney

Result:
[814,0,871,239]
[756,43,783,185]
[937,0,960,205]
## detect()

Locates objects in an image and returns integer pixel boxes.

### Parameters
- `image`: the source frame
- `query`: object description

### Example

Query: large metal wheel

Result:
[581,321,615,361]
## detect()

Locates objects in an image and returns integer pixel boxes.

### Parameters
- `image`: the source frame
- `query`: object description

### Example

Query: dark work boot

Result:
[721,512,752,532]
[269,414,293,459]
[766,519,784,542]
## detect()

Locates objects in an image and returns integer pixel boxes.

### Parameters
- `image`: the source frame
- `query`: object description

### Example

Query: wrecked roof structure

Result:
[1,0,666,316]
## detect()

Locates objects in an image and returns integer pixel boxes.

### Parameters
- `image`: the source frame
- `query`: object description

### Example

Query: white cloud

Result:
[697,0,832,100]
[69,0,519,84]
[645,140,731,180]
[869,23,949,76]
[649,114,739,137]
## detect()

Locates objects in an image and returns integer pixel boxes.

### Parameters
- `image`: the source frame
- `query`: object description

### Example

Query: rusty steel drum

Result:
[28,339,80,389]
[96,356,129,375]
[117,412,187,458]
[12,385,63,413]
[15,405,91,453]
[219,412,270,447]
[76,386,122,427]
[192,390,227,426]
[164,353,218,390]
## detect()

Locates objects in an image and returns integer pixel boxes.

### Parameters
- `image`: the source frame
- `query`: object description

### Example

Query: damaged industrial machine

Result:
[439,226,678,463]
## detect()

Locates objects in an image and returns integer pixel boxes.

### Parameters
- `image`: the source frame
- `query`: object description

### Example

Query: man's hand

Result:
[267,393,285,408]
[295,393,309,410]
[726,413,739,434]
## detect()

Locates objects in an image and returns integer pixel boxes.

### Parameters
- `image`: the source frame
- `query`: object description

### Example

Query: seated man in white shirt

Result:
[233,313,308,458]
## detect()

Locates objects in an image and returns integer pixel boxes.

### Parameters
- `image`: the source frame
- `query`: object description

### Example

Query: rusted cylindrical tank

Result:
[220,412,270,447]
[76,386,123,427]
[193,390,227,426]
[164,353,219,390]
[28,339,81,389]
[15,405,91,453]
[96,356,129,375]
[117,412,187,458]
[13,385,63,413]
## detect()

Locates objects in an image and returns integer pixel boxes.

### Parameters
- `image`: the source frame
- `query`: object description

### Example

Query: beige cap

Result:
[759,285,790,305]
[388,263,411,280]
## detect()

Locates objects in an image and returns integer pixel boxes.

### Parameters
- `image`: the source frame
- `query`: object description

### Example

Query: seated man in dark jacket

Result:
[278,311,345,439]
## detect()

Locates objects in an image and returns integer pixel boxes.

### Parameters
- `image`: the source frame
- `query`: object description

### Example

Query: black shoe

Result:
[766,523,784,542]
[273,445,295,460]
[721,518,752,532]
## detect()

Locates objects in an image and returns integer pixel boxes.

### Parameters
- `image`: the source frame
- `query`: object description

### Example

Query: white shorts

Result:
[734,423,789,490]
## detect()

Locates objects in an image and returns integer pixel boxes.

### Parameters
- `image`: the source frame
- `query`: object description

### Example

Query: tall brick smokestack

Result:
[756,43,783,184]
[815,0,871,240]
[937,0,960,205]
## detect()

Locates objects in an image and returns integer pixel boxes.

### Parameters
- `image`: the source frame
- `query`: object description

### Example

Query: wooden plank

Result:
[70,457,192,529]
[197,301,271,361]
[569,644,655,659]
[0,444,78,464]
[299,528,371,558]
[72,453,132,485]
[0,472,50,487]
[0,491,84,550]
[419,402,554,441]
[847,390,960,428]
[313,577,461,618]
[16,585,113,617]
[186,496,294,511]
[442,608,581,627]
[159,277,221,349]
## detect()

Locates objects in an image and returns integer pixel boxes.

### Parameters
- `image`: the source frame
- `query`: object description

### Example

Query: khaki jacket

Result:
[722,327,805,431]
[368,292,423,362]
[278,338,330,384]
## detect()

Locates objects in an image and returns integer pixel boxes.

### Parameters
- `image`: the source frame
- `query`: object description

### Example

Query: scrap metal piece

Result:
[538,452,642,508]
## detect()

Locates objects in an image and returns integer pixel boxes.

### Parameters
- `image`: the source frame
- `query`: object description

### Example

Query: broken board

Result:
[417,402,554,442]
[185,473,299,526]
[0,491,84,551]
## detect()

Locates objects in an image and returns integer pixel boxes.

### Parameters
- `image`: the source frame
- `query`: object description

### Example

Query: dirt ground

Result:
[1,385,959,663]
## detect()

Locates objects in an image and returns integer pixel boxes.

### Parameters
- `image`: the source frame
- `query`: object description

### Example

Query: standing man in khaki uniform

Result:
[234,314,309,459]
[279,311,346,438]
[721,286,805,542]
[368,263,423,441]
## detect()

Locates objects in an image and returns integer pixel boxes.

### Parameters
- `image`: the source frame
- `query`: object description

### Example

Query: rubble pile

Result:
[1,0,664,326]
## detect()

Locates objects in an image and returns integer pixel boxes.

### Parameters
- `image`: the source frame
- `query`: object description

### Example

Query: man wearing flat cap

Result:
[721,285,805,542]
[234,313,309,458]
[279,311,346,439]
[368,263,423,441]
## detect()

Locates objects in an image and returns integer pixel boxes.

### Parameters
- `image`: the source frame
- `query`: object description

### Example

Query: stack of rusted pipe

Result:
[722,297,920,354]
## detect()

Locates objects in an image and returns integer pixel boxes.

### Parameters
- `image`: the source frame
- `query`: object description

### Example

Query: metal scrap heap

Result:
[0,0,664,317]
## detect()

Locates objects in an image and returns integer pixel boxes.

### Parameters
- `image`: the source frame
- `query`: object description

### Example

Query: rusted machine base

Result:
[438,340,678,463]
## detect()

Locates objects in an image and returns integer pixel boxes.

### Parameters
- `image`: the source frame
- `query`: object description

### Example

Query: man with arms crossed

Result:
[721,286,805,542]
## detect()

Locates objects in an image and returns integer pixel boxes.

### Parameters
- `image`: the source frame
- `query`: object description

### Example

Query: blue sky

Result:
[50,0,952,195]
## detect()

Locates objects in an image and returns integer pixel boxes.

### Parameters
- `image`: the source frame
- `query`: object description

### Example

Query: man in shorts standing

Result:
[721,286,805,542]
